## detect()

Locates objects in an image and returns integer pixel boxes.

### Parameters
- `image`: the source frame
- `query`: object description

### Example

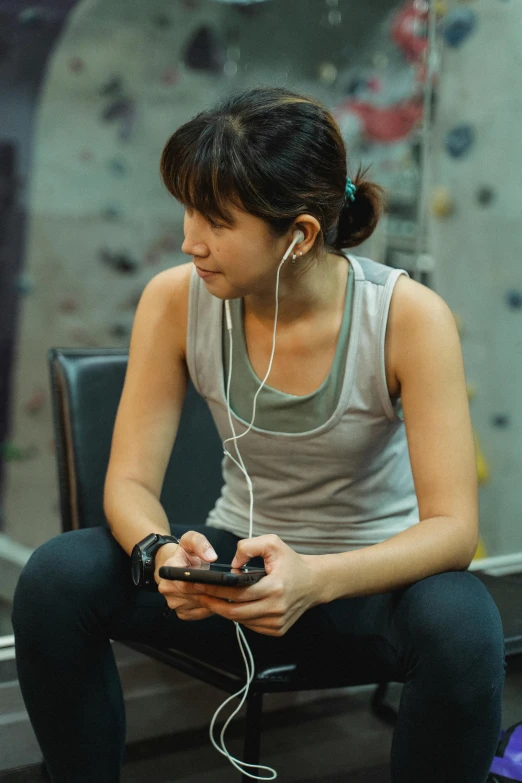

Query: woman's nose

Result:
[181,234,207,256]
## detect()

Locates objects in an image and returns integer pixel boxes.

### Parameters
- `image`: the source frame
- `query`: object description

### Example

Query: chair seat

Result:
[122,640,390,695]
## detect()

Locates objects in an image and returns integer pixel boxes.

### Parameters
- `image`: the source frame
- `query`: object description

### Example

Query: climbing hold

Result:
[18,7,45,27]
[431,185,455,218]
[344,76,369,97]
[466,382,477,401]
[101,204,123,221]
[68,56,84,73]
[79,149,93,162]
[445,124,475,158]
[441,7,477,48]
[476,186,495,206]
[99,248,139,274]
[344,99,424,143]
[99,76,123,97]
[435,0,448,16]
[25,390,45,415]
[101,96,137,142]
[102,98,133,122]
[153,14,172,29]
[473,430,489,485]
[183,25,226,73]
[162,68,179,85]
[491,414,510,428]
[110,323,131,339]
[118,105,137,142]
[391,2,429,63]
[505,290,522,310]
[59,297,79,313]
[13,275,34,295]
[318,62,338,85]
[367,77,382,93]
[472,537,487,561]
[0,440,38,461]
[107,157,128,177]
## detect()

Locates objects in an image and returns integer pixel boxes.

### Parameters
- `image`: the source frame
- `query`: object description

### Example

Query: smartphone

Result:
[158,563,266,587]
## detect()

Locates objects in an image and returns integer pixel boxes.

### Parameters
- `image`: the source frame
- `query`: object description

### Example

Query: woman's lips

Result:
[195,266,219,279]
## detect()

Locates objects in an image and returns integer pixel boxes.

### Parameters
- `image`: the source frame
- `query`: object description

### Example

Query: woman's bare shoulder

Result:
[153,261,193,359]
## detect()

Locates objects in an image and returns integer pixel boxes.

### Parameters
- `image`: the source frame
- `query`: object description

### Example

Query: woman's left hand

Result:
[183,534,320,636]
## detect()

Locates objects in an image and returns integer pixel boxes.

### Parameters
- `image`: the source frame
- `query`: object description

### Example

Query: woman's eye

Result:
[208,220,224,230]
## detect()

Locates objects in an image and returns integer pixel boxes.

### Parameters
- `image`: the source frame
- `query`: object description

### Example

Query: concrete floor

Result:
[1,653,521,782]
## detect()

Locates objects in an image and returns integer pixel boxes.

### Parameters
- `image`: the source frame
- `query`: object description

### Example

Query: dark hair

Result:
[160,86,386,257]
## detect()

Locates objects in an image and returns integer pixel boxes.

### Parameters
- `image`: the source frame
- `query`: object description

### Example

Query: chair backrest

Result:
[48,347,224,532]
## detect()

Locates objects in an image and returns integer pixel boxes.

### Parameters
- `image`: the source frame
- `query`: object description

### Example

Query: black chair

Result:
[47,347,522,780]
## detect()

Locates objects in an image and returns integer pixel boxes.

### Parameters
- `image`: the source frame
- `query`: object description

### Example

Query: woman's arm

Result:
[305,514,476,604]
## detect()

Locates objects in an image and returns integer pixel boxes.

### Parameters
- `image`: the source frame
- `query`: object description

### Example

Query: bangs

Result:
[160,119,247,227]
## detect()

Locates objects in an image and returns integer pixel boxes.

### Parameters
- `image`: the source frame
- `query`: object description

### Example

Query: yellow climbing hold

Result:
[472,537,487,561]
[473,429,489,485]
[431,186,455,218]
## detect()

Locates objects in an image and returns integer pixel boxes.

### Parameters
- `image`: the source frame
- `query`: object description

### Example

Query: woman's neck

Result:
[243,251,348,329]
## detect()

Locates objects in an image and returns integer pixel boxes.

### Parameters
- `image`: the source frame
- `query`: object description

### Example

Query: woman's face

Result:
[181,205,304,301]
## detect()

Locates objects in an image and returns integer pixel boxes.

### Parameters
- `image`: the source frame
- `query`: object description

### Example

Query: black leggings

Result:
[11,524,506,783]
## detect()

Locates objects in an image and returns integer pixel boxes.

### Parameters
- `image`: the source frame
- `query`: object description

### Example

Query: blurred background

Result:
[0,0,520,776]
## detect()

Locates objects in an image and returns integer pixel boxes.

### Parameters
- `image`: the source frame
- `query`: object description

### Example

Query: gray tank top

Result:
[222,259,354,433]
[186,252,420,555]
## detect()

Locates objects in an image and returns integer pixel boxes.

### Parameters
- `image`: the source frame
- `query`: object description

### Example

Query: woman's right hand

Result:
[155,531,218,621]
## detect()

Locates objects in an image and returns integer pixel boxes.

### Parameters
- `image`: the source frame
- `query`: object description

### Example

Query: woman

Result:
[12,86,505,782]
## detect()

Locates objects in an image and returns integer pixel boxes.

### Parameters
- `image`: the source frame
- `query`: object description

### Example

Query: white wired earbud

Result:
[210,229,305,780]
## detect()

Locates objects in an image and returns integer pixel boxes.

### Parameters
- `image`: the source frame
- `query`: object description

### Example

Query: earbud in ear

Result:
[293,230,305,244]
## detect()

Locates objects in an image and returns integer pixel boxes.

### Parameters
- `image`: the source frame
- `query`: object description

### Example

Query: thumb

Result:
[231,535,281,569]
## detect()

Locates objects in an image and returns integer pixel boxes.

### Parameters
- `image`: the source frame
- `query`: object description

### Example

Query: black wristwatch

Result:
[131,533,180,591]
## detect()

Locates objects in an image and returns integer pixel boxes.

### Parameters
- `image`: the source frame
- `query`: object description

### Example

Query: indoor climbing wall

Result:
[3,0,419,552]
[429,0,522,559]
[2,0,519,570]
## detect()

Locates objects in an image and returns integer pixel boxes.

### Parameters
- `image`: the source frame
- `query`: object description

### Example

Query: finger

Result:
[198,594,279,623]
[241,623,283,636]
[175,606,214,621]
[231,534,282,569]
[169,580,209,596]
[179,530,218,562]
[188,580,271,602]
[165,596,201,612]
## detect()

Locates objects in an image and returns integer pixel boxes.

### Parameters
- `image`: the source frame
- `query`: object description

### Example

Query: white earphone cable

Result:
[208,234,301,780]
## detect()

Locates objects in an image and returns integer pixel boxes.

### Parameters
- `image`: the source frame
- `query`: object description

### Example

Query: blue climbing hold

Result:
[441,8,477,48]
[13,275,34,295]
[107,158,128,177]
[101,204,123,221]
[445,124,475,158]
[491,414,510,429]
[505,290,522,310]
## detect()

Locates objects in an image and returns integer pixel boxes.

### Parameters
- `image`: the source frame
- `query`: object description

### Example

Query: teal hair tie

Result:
[344,177,357,203]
